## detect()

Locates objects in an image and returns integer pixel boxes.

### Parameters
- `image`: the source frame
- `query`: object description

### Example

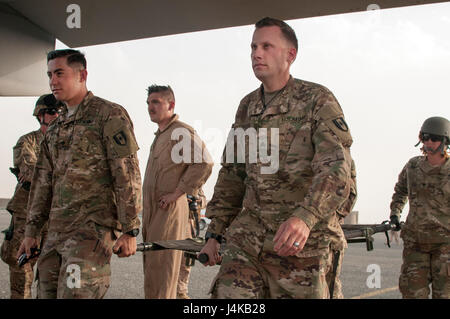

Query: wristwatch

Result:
[204,231,223,244]
[125,228,140,237]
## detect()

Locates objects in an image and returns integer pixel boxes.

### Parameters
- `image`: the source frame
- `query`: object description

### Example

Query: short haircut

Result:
[255,17,298,50]
[146,85,175,103]
[47,49,87,70]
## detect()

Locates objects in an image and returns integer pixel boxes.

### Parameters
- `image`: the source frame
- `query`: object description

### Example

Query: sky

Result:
[1,3,449,224]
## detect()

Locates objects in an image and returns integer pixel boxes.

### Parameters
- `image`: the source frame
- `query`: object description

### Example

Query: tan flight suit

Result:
[143,114,212,299]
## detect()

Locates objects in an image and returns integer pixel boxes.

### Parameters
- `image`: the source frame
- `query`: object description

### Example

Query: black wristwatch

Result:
[125,228,140,237]
[205,232,223,244]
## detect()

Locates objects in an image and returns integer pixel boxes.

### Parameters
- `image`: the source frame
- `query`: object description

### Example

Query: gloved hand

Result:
[390,215,401,231]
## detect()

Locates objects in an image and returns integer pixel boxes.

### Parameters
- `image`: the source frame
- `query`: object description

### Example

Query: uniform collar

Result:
[439,157,449,173]
[73,91,94,121]
[249,76,294,119]
[419,156,449,174]
[154,114,179,136]
[59,91,94,122]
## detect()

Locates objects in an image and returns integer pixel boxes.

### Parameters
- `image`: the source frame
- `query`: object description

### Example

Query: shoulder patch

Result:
[316,103,353,147]
[104,117,139,158]
[113,131,128,146]
[332,117,349,132]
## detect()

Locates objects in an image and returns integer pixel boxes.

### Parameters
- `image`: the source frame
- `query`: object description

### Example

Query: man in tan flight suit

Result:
[1,94,60,298]
[143,85,213,299]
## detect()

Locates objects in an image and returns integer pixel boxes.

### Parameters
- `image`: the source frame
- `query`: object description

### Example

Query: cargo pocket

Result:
[438,253,450,277]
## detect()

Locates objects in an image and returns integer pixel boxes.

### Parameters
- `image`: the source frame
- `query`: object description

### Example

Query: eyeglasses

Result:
[421,133,442,142]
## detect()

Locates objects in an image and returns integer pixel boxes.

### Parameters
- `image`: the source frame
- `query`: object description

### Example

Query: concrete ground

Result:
[0,209,403,299]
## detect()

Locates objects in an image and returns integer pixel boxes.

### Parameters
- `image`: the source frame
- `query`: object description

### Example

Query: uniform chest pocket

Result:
[443,179,450,198]
[152,138,175,163]
[71,124,102,160]
[277,122,297,148]
[154,141,185,193]
[250,117,299,152]
[428,176,450,211]
[420,176,446,197]
[276,117,309,164]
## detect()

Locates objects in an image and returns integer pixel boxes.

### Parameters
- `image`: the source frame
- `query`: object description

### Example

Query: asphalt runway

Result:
[0,210,403,299]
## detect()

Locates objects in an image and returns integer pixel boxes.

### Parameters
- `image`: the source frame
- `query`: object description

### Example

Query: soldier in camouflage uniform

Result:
[0,94,60,298]
[389,116,449,299]
[200,17,355,299]
[17,49,142,299]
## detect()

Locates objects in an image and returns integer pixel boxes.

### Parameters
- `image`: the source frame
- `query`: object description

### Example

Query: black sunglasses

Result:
[41,108,59,115]
[421,133,442,142]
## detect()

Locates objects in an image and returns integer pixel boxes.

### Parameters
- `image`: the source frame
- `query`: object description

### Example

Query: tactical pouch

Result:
[22,181,31,191]
[0,221,13,264]
[0,240,9,264]
[2,222,14,241]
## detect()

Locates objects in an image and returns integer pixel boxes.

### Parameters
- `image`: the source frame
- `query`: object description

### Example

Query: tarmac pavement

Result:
[0,209,403,299]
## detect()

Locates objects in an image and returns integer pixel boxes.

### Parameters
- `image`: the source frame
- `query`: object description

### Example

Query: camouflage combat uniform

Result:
[1,130,45,299]
[329,159,357,299]
[206,77,355,299]
[390,156,449,299]
[25,92,142,299]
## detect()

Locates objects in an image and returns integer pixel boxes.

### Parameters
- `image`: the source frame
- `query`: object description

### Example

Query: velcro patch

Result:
[316,103,353,146]
[104,118,139,158]
[324,117,353,146]
[332,117,349,132]
[113,131,128,146]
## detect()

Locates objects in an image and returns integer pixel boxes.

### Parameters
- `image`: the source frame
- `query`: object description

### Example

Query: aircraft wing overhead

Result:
[5,0,450,48]
[1,0,449,96]
[0,2,54,96]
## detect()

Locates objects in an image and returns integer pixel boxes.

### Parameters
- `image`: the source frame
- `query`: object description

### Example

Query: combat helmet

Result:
[420,116,449,144]
[33,94,60,117]
[416,116,450,156]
